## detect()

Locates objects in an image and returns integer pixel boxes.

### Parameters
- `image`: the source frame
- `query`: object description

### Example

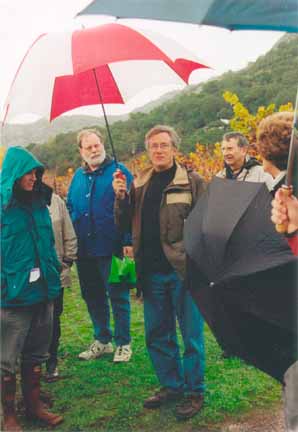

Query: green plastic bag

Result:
[109,255,137,285]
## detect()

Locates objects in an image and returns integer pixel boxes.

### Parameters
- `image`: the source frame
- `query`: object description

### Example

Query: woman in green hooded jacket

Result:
[1,146,63,431]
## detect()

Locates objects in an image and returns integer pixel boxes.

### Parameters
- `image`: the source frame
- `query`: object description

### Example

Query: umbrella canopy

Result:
[77,0,298,33]
[184,178,298,381]
[3,22,208,124]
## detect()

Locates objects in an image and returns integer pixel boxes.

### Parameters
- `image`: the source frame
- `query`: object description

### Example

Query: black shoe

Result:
[45,367,59,383]
[143,388,182,409]
[175,394,204,420]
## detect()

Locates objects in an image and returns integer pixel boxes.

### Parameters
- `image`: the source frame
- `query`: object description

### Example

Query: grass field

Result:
[22,269,282,431]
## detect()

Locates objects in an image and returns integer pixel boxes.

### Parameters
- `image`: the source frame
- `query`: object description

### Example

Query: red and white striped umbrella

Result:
[4,23,209,124]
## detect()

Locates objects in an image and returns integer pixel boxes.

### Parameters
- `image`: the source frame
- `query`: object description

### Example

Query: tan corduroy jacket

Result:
[48,193,77,288]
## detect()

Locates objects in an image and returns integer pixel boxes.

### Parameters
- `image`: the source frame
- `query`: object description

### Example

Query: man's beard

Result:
[83,149,106,168]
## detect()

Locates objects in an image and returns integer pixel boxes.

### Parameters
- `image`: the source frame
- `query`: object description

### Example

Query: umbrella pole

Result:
[285,86,298,189]
[275,86,298,233]
[92,68,118,165]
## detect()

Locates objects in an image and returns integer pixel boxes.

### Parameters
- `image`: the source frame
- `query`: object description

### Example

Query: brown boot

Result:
[175,394,204,420]
[143,387,182,409]
[21,364,63,427]
[1,374,23,432]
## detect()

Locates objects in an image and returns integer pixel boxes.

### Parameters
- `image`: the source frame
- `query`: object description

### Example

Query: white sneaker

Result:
[113,344,132,363]
[78,341,114,360]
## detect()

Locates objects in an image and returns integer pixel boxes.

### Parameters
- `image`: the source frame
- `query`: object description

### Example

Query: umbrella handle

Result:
[275,185,293,233]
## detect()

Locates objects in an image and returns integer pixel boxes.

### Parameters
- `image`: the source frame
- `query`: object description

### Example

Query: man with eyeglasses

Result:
[112,125,206,420]
[67,129,134,363]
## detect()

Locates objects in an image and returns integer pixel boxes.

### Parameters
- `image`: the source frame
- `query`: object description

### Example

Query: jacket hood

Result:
[243,156,261,170]
[224,156,261,180]
[1,146,44,207]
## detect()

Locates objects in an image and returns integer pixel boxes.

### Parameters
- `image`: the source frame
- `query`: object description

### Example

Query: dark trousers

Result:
[77,257,131,346]
[47,290,64,369]
[1,302,53,374]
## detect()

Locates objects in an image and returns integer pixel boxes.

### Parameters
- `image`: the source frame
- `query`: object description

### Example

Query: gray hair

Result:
[223,132,249,148]
[145,125,181,150]
[77,129,104,148]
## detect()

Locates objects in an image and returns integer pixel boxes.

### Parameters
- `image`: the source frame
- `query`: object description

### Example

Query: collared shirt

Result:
[271,170,287,192]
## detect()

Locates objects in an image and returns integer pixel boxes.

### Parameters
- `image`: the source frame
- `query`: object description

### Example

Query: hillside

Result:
[131,33,298,153]
[1,114,127,148]
[2,88,181,148]
[24,33,298,172]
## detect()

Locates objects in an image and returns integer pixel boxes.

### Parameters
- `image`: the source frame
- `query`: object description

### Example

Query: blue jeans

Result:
[143,271,205,394]
[77,257,131,346]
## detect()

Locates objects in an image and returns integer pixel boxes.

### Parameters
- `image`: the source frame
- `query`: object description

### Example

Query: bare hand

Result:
[112,169,127,199]
[271,188,298,233]
[123,246,134,259]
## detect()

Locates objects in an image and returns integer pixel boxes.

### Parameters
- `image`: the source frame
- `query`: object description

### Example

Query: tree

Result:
[223,91,293,150]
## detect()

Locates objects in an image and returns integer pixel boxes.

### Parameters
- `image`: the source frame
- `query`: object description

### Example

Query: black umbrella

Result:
[184,177,298,382]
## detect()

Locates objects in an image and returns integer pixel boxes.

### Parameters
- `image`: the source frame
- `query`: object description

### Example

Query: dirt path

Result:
[218,404,285,432]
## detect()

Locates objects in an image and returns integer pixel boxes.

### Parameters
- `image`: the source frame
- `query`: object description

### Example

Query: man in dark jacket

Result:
[1,147,63,431]
[67,129,134,363]
[113,125,206,420]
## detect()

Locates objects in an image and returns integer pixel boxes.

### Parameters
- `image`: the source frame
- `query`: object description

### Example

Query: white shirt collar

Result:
[271,170,286,189]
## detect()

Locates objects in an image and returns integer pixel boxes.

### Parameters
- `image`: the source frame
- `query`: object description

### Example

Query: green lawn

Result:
[24,269,282,431]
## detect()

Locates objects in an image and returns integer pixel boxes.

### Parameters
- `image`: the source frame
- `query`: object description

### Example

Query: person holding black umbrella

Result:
[184,117,297,387]
[257,111,298,432]
[257,111,298,259]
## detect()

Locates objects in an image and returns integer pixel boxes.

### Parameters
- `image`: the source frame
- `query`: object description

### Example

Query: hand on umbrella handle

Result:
[115,170,126,181]
[274,185,293,233]
[113,169,127,199]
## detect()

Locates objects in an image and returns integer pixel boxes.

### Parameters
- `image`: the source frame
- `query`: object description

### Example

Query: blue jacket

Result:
[67,157,133,258]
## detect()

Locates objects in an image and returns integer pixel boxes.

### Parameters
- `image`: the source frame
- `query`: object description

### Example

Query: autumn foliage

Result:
[126,144,223,182]
[126,92,293,182]
[223,91,293,153]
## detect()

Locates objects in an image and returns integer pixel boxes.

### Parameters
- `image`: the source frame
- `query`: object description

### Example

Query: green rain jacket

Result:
[1,147,61,307]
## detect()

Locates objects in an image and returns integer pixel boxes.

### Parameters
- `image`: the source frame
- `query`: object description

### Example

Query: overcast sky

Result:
[0,0,284,123]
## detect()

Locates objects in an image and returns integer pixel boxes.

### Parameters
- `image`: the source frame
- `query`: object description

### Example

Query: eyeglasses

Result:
[149,143,172,151]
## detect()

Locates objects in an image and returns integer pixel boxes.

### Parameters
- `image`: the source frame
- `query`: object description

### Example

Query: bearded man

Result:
[67,129,134,363]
